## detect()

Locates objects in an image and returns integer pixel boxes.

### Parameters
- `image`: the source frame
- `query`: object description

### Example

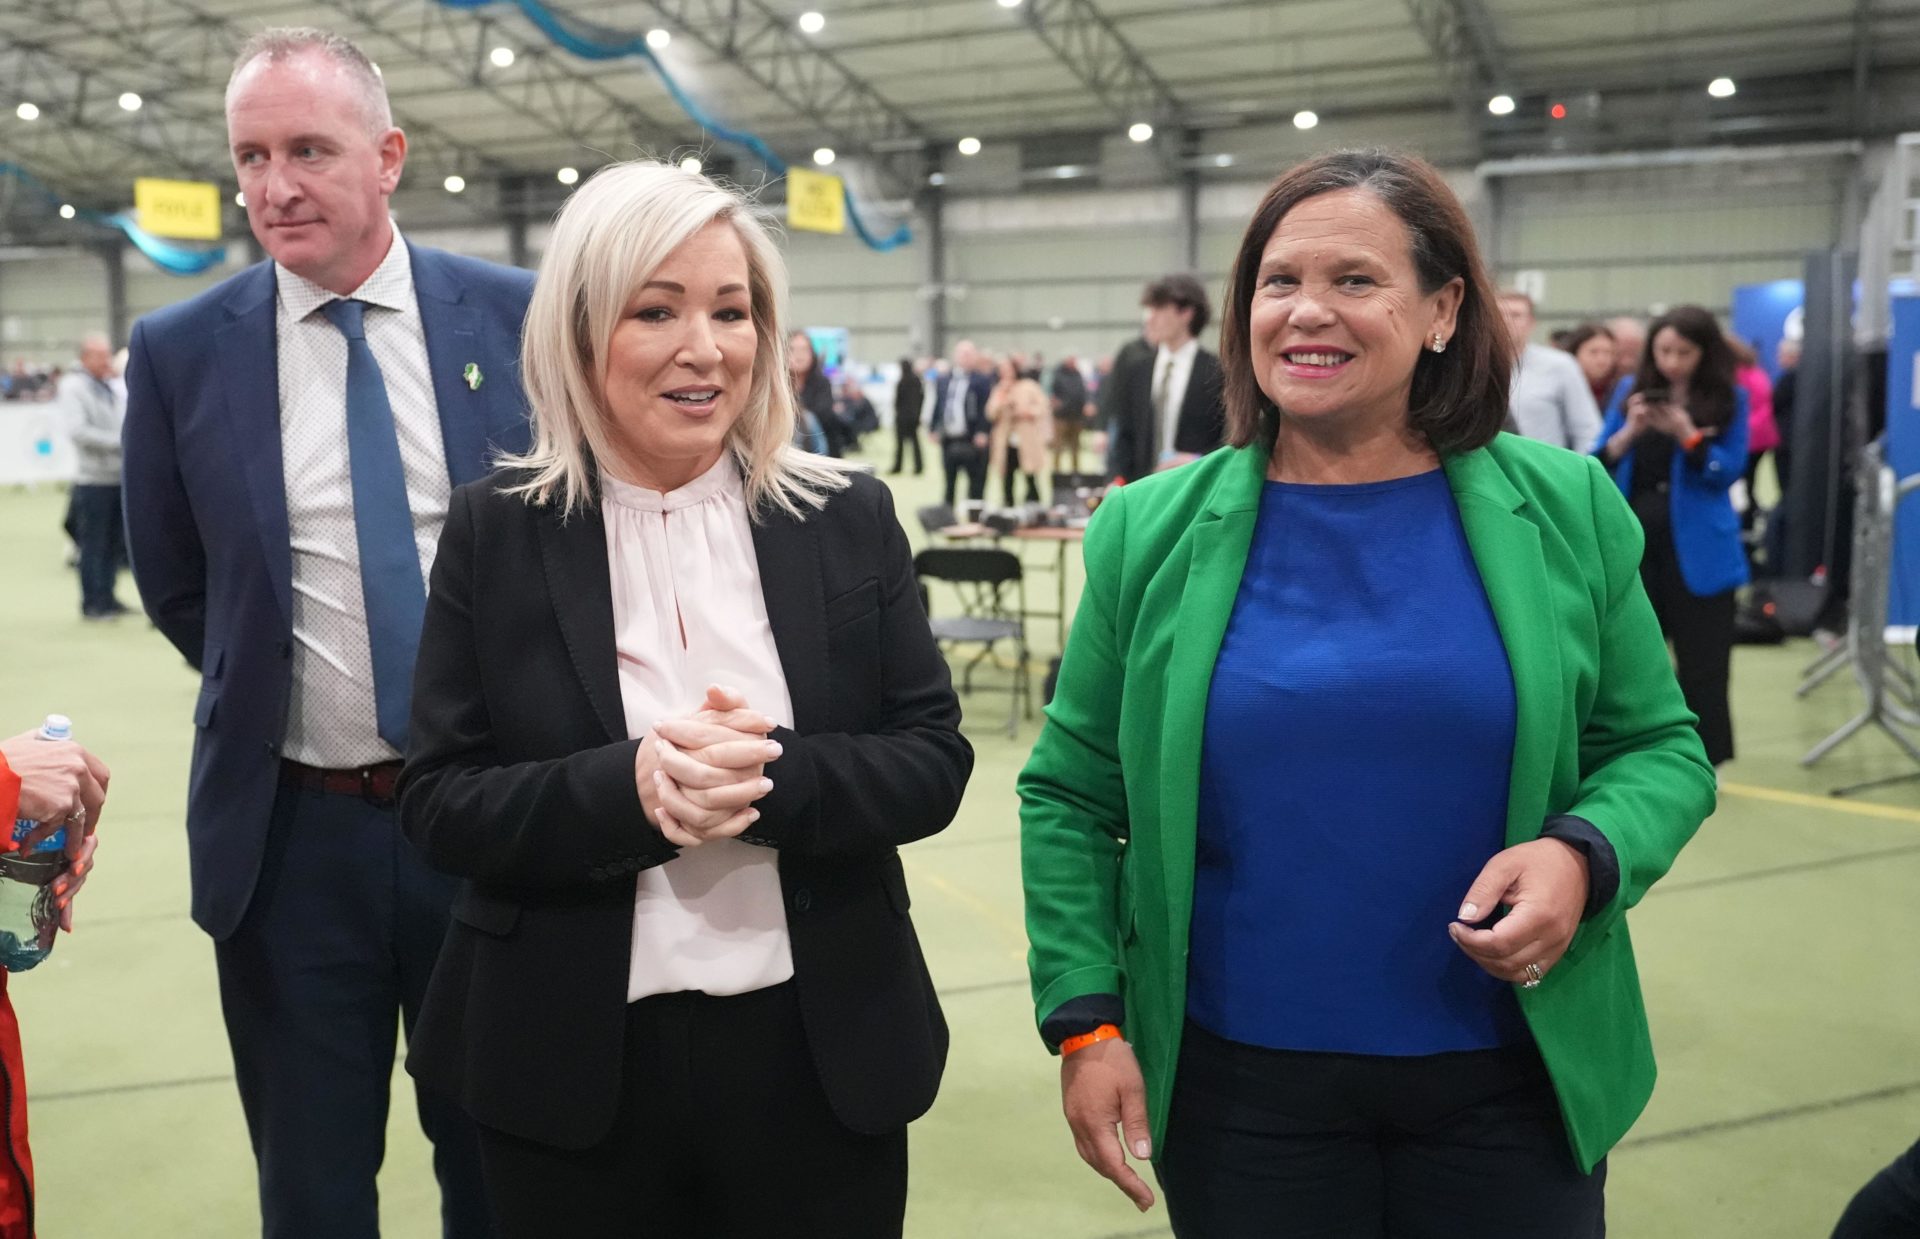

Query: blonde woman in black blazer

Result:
[398,161,971,1238]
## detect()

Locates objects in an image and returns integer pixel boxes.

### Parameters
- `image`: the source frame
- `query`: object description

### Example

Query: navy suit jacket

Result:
[122,243,537,941]
[931,372,992,442]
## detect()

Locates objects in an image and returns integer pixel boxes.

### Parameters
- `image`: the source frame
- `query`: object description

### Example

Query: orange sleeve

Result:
[0,755,16,827]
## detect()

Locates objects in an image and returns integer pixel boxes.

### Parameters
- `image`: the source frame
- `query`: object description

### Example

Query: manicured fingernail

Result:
[759,779,774,793]
[765,743,783,758]
[1459,902,1478,921]
[1133,1140,1151,1159]
[747,809,761,822]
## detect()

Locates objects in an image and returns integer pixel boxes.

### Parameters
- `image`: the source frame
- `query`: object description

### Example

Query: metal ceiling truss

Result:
[639,0,927,194]
[320,0,691,168]
[7,0,524,193]
[1401,0,1505,151]
[0,42,227,189]
[1015,0,1185,175]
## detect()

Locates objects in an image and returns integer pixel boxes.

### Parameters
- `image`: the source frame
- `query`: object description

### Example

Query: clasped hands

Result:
[634,685,782,848]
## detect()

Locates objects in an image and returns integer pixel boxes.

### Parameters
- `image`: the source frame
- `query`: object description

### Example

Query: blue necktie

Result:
[320,298,426,752]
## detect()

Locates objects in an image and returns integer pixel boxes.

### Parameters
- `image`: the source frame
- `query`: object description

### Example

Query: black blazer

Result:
[1103,341,1226,482]
[398,466,972,1150]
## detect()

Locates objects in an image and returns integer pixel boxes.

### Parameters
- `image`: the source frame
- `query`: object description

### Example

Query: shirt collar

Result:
[1158,338,1199,366]
[275,223,414,323]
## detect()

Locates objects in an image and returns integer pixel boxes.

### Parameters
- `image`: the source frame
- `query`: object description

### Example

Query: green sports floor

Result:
[3,446,1917,1238]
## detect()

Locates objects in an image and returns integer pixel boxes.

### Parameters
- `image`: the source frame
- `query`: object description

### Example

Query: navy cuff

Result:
[1040,993,1126,1050]
[1539,814,1620,920]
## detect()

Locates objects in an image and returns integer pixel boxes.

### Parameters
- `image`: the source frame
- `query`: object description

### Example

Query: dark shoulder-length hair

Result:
[1218,149,1509,455]
[1634,305,1737,431]
[1562,321,1614,355]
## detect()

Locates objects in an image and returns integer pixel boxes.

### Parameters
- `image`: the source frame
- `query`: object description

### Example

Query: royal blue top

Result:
[1187,469,1528,1055]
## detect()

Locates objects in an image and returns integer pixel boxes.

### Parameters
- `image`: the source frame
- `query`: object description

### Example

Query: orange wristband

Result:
[1060,1024,1123,1056]
[1681,429,1706,452]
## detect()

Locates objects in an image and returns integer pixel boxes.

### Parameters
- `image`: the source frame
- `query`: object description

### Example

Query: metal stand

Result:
[1801,443,1920,792]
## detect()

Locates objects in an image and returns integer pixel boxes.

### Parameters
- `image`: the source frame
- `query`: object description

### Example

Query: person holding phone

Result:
[1594,305,1750,766]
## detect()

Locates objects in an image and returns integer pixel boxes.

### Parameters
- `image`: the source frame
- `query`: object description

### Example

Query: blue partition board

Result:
[1886,295,1920,626]
[1730,280,1804,379]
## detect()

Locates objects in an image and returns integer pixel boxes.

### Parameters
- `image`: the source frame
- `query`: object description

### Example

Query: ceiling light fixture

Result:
[15,102,38,121]
[812,147,836,166]
[1487,93,1515,116]
[647,28,671,49]
[957,136,981,156]
[1128,121,1153,143]
[235,191,246,207]
[1293,110,1318,130]
[444,175,466,193]
[798,11,825,34]
[557,166,579,185]
[928,172,948,186]
[59,204,75,219]
[680,156,704,174]
[489,46,515,67]
[118,92,142,111]
[1708,77,1736,98]
[998,0,1023,7]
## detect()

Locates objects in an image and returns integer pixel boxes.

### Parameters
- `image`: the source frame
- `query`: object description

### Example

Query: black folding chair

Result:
[913,547,1032,735]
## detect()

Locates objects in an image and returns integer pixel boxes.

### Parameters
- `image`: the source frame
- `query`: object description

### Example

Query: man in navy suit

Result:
[122,27,530,1238]
[931,338,993,508]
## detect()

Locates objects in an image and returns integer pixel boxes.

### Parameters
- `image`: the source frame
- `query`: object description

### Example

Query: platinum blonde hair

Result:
[500,160,850,518]
[228,28,394,135]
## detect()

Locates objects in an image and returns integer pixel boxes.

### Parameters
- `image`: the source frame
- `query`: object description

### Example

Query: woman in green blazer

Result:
[1020,150,1716,1237]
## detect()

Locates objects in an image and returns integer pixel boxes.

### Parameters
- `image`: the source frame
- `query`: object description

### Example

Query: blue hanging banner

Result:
[1,163,227,275]
[435,0,912,252]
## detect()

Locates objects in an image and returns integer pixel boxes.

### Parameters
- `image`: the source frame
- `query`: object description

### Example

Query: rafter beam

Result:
[3,0,515,192]
[637,0,927,194]
[317,0,691,168]
[1014,0,1185,178]
[1401,0,1506,151]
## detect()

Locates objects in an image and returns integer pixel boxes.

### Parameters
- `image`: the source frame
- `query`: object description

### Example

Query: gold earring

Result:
[1430,333,1447,353]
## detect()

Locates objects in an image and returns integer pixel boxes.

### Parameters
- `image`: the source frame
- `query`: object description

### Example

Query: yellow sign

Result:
[134,178,222,241]
[786,168,846,235]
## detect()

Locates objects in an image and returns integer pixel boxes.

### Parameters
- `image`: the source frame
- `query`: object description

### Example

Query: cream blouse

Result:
[601,455,795,1001]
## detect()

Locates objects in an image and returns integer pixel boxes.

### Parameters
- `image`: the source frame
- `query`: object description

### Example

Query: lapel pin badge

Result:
[463,362,484,391]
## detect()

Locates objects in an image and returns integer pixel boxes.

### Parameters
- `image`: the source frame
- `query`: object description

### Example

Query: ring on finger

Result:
[1520,961,1544,989]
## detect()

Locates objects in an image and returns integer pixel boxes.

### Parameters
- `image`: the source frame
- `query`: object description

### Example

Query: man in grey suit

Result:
[59,333,129,619]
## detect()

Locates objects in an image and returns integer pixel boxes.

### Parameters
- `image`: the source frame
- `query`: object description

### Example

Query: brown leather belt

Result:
[279,759,403,805]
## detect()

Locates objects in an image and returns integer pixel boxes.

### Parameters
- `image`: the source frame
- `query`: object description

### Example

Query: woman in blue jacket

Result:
[1594,304,1749,764]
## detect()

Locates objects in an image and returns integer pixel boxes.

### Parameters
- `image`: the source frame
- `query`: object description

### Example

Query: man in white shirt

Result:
[121,27,533,1238]
[59,334,129,618]
[1500,290,1603,452]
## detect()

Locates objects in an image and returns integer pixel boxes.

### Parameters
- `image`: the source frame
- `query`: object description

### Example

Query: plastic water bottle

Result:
[0,715,75,971]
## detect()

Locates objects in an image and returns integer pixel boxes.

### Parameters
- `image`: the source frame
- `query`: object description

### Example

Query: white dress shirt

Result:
[1155,337,1200,460]
[1508,342,1604,452]
[276,227,449,768]
[603,455,796,1001]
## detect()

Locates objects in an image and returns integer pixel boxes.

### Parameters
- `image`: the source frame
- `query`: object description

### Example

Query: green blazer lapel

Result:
[1157,448,1266,918]
[1445,448,1564,845]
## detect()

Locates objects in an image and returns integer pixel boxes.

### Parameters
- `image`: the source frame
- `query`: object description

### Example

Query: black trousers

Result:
[1833,1136,1920,1237]
[476,981,908,1239]
[1158,1022,1605,1239]
[940,439,987,508]
[1639,523,1737,765]
[214,782,491,1239]
[70,483,125,614]
[891,421,923,474]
